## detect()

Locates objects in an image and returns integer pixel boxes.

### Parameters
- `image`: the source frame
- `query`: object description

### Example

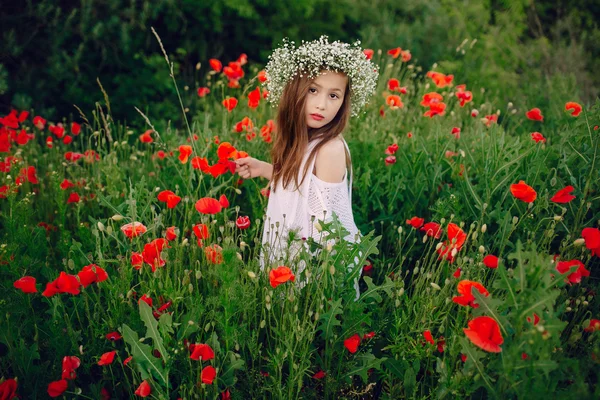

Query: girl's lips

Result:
[311,114,324,121]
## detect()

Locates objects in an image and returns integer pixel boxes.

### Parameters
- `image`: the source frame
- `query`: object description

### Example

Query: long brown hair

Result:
[270,68,352,193]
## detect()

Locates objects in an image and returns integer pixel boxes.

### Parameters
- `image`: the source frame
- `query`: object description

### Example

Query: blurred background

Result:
[1,0,598,126]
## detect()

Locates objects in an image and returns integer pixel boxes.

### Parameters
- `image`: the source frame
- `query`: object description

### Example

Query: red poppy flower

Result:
[386,95,403,109]
[423,330,434,345]
[463,316,503,353]
[453,268,461,278]
[312,370,326,379]
[106,331,122,341]
[510,180,536,203]
[139,294,153,307]
[142,238,170,272]
[236,216,250,229]
[385,156,396,166]
[363,49,374,59]
[77,264,108,287]
[0,378,17,399]
[222,97,238,112]
[584,319,600,332]
[455,84,473,107]
[556,259,590,284]
[406,217,424,229]
[401,50,411,62]
[157,190,181,209]
[248,87,261,108]
[135,380,151,397]
[98,350,117,366]
[200,365,217,384]
[209,59,222,72]
[582,227,600,257]
[424,102,446,118]
[61,356,81,380]
[482,255,499,268]
[269,266,295,288]
[178,145,193,164]
[123,355,133,366]
[193,223,210,242]
[197,87,211,97]
[343,333,361,353]
[165,226,177,241]
[195,197,223,214]
[387,47,402,58]
[420,222,441,239]
[204,244,223,264]
[426,71,454,88]
[451,127,461,139]
[385,143,399,155]
[139,130,153,143]
[34,116,46,129]
[452,280,489,308]
[526,313,540,326]
[565,102,582,117]
[42,272,81,297]
[526,108,544,121]
[550,186,575,203]
[120,222,147,239]
[69,122,80,135]
[190,343,215,361]
[131,252,144,270]
[531,132,546,143]
[436,336,446,353]
[387,78,400,92]
[13,276,37,293]
[47,379,68,397]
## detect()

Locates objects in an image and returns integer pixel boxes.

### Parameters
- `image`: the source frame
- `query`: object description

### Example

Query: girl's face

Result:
[305,70,348,129]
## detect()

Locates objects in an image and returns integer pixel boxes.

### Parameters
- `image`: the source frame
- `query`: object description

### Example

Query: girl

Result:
[234,36,378,298]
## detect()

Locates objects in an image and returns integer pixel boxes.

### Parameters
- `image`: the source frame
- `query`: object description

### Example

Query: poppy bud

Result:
[481,224,487,233]
[478,246,485,254]
[111,214,124,221]
[430,282,441,291]
[512,216,519,224]
[97,221,105,232]
[247,271,256,279]
[573,238,585,246]
[260,320,266,328]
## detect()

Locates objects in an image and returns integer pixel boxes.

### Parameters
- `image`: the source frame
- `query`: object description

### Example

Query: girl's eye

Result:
[309,88,317,93]
[330,93,339,99]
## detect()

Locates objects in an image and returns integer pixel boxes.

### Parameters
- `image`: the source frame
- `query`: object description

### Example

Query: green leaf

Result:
[383,358,408,379]
[317,298,343,340]
[139,301,169,362]
[343,352,387,383]
[120,323,168,386]
[358,276,394,303]
[219,351,246,387]
[459,337,497,396]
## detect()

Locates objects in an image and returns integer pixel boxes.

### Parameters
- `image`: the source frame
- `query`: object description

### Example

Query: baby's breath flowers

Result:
[263,35,379,117]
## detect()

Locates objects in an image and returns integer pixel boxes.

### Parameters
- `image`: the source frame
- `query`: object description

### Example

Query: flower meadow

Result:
[1,35,600,399]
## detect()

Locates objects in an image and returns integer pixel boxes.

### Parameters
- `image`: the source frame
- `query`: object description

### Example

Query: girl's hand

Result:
[235,157,264,179]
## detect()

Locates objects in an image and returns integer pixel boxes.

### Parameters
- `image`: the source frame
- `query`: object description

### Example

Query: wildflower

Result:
[135,380,151,397]
[204,244,223,264]
[344,333,361,353]
[463,316,503,352]
[556,259,590,284]
[452,280,489,308]
[550,186,575,203]
[269,266,295,288]
[61,356,81,380]
[157,190,181,209]
[581,227,600,257]
[190,343,215,361]
[565,102,582,117]
[201,365,217,384]
[197,87,210,97]
[106,331,122,341]
[222,97,238,112]
[178,145,193,163]
[483,255,499,268]
[420,222,442,239]
[98,351,117,366]
[139,130,153,143]
[77,264,108,287]
[13,276,37,293]
[584,319,600,332]
[209,59,222,72]
[423,330,434,345]
[406,217,424,229]
[47,380,68,398]
[531,132,546,143]
[120,222,147,239]
[42,272,81,297]
[236,216,251,229]
[526,107,544,121]
[195,197,223,214]
[510,180,536,203]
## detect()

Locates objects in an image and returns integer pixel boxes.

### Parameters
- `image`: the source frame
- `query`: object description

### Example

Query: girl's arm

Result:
[260,161,273,180]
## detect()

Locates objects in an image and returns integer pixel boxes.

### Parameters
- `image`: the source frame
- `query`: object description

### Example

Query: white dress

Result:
[259,137,364,299]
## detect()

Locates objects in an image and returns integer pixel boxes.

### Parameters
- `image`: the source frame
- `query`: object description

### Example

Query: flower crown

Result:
[262,35,379,118]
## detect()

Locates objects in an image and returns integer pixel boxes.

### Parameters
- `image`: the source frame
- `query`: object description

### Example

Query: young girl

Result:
[234,36,378,298]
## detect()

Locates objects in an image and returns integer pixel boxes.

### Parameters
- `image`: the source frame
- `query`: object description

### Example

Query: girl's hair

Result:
[270,68,352,193]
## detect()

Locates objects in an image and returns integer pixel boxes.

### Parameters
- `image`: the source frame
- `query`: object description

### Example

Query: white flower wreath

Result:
[262,35,380,117]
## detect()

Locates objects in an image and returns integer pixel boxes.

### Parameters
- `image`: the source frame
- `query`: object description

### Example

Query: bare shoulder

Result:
[314,137,346,183]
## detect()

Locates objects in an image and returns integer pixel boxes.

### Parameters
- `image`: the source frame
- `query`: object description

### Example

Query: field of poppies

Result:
[1,35,600,399]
